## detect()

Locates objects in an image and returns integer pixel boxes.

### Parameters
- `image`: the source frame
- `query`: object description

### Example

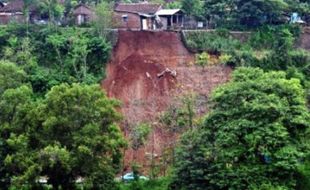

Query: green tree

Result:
[33,84,125,189]
[1,83,126,189]
[0,60,27,95]
[0,85,37,189]
[181,0,205,20]
[93,1,114,38]
[171,68,310,189]
[45,28,111,84]
[3,37,37,67]
[234,0,288,27]
[130,123,151,161]
[22,0,38,34]
[38,0,64,26]
[271,27,294,69]
[204,0,235,26]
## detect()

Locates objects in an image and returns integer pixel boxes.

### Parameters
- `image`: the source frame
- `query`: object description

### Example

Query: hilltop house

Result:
[73,4,94,25]
[113,3,162,30]
[0,1,188,30]
[0,0,66,25]
[113,3,186,31]
[0,0,36,24]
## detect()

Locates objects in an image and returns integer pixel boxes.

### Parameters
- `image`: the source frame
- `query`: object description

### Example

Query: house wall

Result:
[159,16,168,30]
[0,14,10,24]
[113,12,141,30]
[0,13,24,24]
[158,14,184,30]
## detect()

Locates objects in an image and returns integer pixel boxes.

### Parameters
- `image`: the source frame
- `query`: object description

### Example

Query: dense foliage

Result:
[179,0,310,28]
[0,60,125,189]
[0,25,112,95]
[171,68,310,190]
[184,29,243,54]
[0,19,123,189]
[0,0,310,189]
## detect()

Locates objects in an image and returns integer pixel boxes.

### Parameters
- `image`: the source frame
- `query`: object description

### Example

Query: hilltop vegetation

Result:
[179,0,310,29]
[0,24,123,189]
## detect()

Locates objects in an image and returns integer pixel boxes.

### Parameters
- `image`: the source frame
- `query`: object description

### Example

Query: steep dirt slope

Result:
[103,31,193,121]
[102,30,231,174]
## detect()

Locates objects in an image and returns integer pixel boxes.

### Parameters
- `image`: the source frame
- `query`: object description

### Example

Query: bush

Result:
[184,30,242,54]
[219,54,233,65]
[250,183,290,190]
[248,25,301,50]
[290,50,310,71]
[195,52,209,68]
[0,25,112,95]
[119,178,170,190]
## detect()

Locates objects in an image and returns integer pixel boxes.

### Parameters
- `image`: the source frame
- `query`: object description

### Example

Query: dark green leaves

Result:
[172,68,310,189]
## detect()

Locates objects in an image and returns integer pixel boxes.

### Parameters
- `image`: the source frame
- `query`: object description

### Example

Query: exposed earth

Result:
[102,30,232,173]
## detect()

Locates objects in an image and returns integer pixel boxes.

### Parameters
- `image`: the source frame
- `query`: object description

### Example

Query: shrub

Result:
[195,52,209,69]
[219,54,232,65]
[297,157,310,190]
[184,30,242,54]
[248,25,300,50]
[119,178,170,190]
[290,50,310,70]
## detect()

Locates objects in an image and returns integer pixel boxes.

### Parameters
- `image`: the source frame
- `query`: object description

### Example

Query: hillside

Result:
[102,30,232,172]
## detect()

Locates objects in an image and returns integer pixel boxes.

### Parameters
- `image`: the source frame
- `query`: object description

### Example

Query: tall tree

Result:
[234,0,288,26]
[0,60,27,95]
[39,0,64,25]
[181,0,205,20]
[0,61,30,189]
[204,0,235,26]
[93,1,114,38]
[33,84,125,189]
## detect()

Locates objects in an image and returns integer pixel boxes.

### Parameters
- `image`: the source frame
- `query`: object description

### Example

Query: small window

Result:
[122,15,128,22]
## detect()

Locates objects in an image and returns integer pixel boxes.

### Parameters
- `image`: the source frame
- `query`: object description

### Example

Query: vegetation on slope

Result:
[171,68,310,190]
[0,0,310,189]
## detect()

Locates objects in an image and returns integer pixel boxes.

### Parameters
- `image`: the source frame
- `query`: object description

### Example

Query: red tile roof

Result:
[73,4,93,16]
[0,0,64,13]
[0,0,25,12]
[114,3,162,15]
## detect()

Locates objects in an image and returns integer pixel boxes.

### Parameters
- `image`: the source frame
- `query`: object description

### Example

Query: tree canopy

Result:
[0,82,126,189]
[180,0,310,27]
[171,67,310,189]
